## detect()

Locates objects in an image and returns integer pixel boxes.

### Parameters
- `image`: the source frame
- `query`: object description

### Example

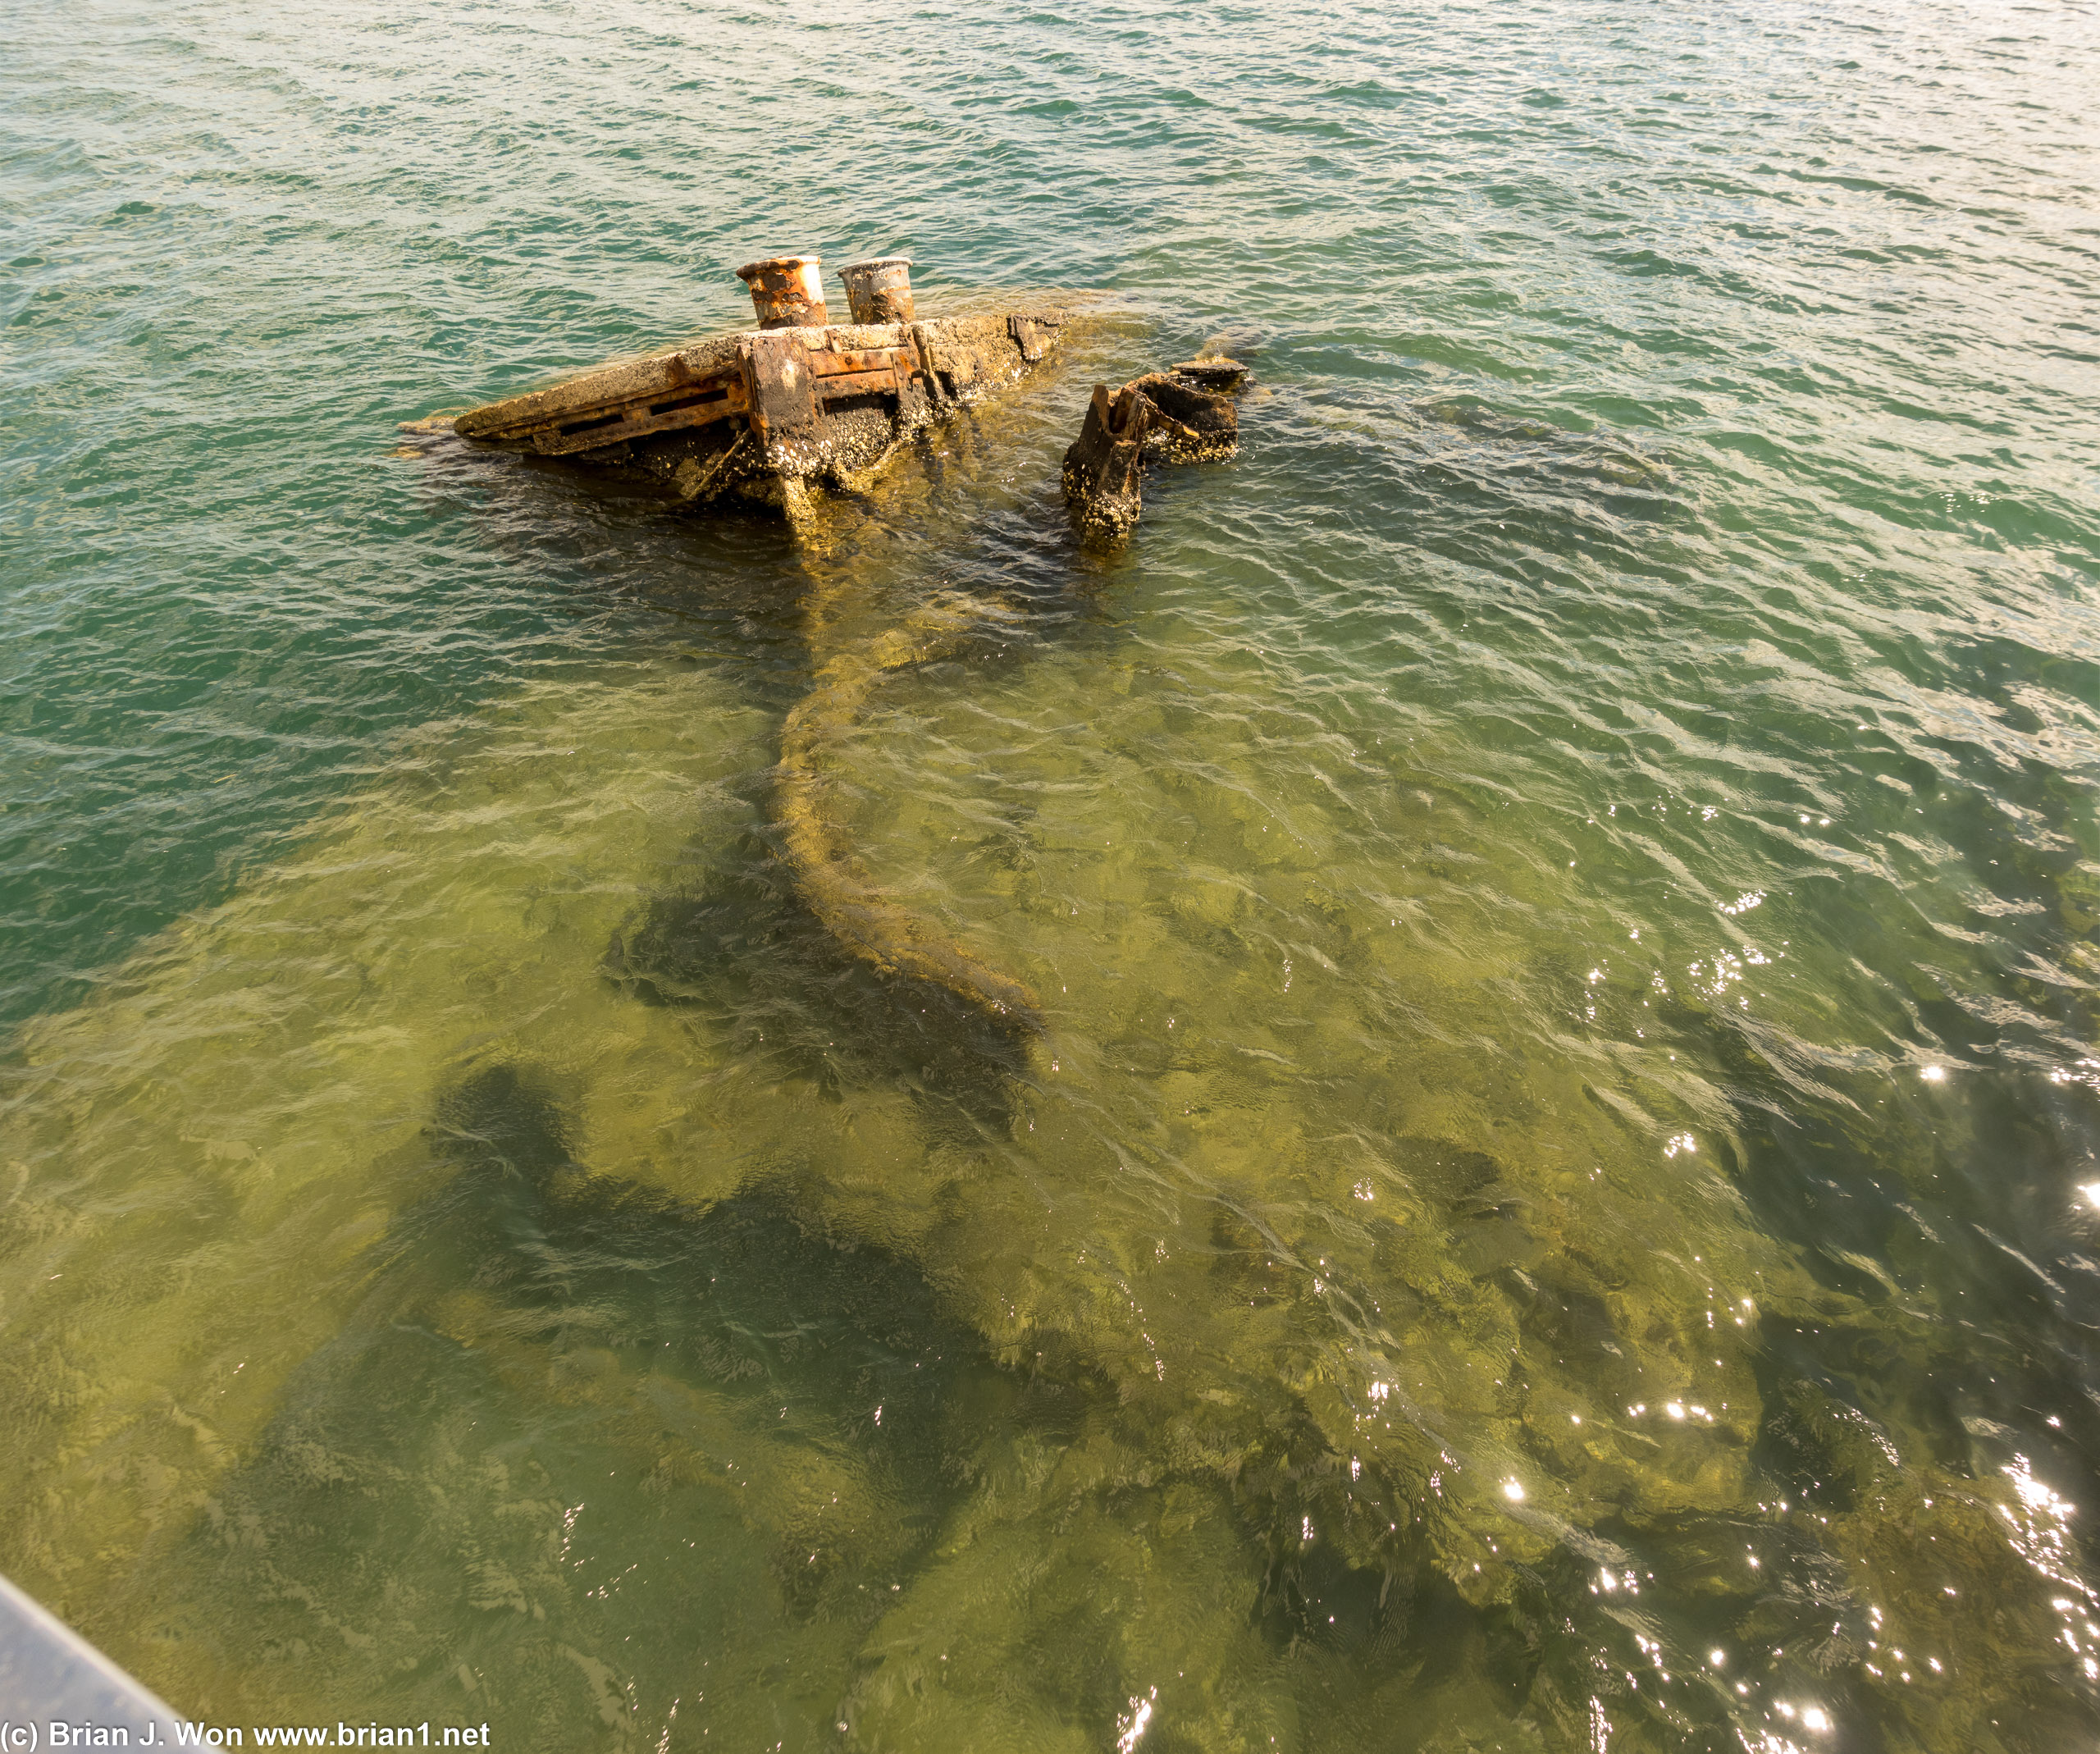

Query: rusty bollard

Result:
[838,257,915,326]
[737,255,828,330]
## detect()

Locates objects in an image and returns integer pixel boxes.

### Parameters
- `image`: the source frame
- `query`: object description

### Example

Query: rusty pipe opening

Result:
[838,257,915,326]
[737,255,828,330]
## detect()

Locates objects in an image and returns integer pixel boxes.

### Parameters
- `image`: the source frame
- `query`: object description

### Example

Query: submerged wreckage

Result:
[437,254,1070,511]
[427,253,1246,539]
[421,254,1249,1030]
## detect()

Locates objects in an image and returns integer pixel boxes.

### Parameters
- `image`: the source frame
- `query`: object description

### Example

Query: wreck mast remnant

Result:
[1061,358,1249,542]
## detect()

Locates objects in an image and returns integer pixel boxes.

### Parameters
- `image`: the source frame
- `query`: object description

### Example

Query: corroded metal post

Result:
[737,255,828,329]
[1061,359,1248,543]
[838,257,915,325]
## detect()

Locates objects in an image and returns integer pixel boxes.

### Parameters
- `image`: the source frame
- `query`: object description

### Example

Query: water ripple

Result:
[5,0,2100,1745]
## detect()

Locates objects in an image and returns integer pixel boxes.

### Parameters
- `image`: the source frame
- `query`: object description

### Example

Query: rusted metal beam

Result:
[806,346,911,378]
[743,330,824,471]
[815,365,906,400]
[529,374,748,455]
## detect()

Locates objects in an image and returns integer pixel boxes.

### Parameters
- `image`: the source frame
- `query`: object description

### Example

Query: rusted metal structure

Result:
[735,254,830,328]
[838,256,915,325]
[436,256,1066,512]
[414,267,1253,1033]
[1061,358,1249,541]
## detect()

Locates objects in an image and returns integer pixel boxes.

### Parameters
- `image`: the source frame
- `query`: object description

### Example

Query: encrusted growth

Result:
[1061,358,1249,542]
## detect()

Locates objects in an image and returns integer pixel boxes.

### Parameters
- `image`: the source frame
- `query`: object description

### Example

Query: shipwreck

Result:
[432,254,1067,509]
[410,255,1251,1035]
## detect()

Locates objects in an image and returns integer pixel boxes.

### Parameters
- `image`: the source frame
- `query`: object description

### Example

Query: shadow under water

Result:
[605,823,1039,1139]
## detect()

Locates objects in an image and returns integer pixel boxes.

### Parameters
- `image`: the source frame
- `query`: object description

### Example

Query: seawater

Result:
[5,1,2100,1748]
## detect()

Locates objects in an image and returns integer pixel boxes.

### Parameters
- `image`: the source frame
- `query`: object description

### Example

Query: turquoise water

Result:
[5,0,2100,1747]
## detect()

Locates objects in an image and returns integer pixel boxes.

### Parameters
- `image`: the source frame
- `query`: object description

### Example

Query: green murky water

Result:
[6,2,2100,1748]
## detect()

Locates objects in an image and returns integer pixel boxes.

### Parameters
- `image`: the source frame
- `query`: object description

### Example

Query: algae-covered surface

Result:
[6,0,2100,1749]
